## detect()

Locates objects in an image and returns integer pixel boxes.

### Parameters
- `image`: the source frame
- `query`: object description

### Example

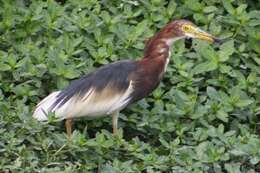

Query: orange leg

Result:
[112,111,119,135]
[65,118,72,139]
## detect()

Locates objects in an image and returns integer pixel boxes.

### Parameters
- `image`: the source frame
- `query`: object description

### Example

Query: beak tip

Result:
[213,37,229,44]
[213,37,224,44]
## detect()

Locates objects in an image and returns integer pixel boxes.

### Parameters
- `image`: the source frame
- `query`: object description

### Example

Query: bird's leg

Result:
[65,118,72,139]
[112,111,119,135]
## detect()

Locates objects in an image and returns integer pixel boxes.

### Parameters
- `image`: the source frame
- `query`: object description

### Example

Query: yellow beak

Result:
[186,26,221,43]
[195,29,221,43]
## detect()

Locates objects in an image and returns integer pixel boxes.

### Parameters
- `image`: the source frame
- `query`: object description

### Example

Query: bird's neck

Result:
[141,35,184,76]
[133,36,184,100]
[143,36,184,59]
[129,30,185,101]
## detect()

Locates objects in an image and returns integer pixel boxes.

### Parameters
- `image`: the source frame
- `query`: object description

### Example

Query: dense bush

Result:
[0,0,259,172]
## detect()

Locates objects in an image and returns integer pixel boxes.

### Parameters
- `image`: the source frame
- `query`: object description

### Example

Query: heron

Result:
[33,19,220,138]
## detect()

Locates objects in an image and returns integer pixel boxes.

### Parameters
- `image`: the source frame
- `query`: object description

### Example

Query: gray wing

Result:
[43,60,138,118]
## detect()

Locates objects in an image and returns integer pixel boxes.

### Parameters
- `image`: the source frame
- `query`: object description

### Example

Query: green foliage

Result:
[0,0,259,172]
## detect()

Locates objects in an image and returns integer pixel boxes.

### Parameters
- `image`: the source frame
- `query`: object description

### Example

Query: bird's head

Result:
[160,19,221,44]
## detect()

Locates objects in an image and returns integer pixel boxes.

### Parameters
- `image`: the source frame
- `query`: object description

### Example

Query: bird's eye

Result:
[183,25,190,32]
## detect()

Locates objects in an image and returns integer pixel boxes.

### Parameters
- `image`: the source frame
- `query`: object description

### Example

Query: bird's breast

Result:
[129,58,167,102]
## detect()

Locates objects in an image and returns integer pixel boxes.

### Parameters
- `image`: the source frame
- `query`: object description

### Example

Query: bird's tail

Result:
[33,91,60,121]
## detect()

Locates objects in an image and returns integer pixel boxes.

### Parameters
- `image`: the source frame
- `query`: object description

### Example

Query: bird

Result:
[33,19,220,138]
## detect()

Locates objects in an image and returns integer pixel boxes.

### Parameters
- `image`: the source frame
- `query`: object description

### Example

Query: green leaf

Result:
[195,41,218,60]
[218,40,234,62]
[235,99,254,107]
[222,0,235,15]
[236,4,247,15]
[203,6,218,13]
[192,61,218,74]
[224,163,241,173]
[129,20,148,42]
[0,63,11,71]
[250,157,260,165]
[216,110,229,122]
[185,0,203,12]
[207,86,220,101]
[167,1,177,16]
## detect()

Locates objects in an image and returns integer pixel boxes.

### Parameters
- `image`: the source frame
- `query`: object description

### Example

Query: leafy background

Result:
[0,0,259,172]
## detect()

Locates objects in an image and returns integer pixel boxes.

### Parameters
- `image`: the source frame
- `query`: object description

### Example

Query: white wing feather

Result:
[32,91,60,121]
[33,81,134,121]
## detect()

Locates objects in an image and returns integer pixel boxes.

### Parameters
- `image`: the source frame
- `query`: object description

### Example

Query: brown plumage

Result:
[33,19,220,138]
